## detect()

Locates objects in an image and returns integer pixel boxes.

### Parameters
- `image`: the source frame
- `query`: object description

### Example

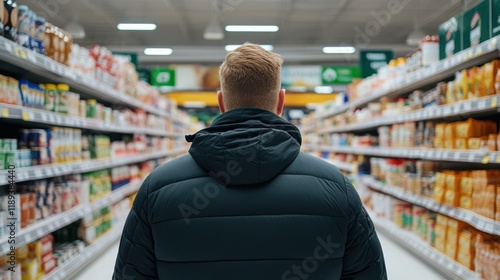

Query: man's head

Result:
[218,43,285,116]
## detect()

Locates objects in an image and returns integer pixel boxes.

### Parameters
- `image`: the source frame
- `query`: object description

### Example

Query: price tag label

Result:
[492,98,498,108]
[474,48,483,57]
[34,169,42,178]
[22,111,30,121]
[454,152,461,161]
[482,155,490,164]
[40,113,48,122]
[466,50,473,60]
[468,153,475,162]
[491,37,498,48]
[13,47,28,59]
[478,99,487,109]
[463,102,471,111]
[496,155,500,163]
[1,108,8,118]
[36,229,44,237]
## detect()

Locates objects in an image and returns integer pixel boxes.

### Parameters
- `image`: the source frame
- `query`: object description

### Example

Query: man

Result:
[113,43,387,280]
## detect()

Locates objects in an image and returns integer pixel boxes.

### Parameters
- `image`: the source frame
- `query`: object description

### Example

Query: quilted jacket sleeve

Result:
[341,177,387,280]
[113,175,158,280]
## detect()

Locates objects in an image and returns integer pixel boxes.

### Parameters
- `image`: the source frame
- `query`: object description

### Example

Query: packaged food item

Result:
[438,16,462,59]
[56,84,69,114]
[16,4,29,47]
[462,0,490,49]
[482,60,499,96]
[6,77,19,105]
[420,35,439,67]
[2,0,18,42]
[43,84,57,112]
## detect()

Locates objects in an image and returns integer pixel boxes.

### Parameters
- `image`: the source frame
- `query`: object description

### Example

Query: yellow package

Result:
[460,176,473,195]
[482,60,499,96]
[459,196,472,209]
[432,187,445,203]
[434,237,446,253]
[456,70,467,101]
[445,190,459,206]
[455,139,467,150]
[445,172,460,191]
[466,68,477,100]
[445,242,458,260]
[435,123,446,139]
[458,229,475,252]
[0,74,7,104]
[456,119,482,139]
[435,224,446,240]
[433,137,444,149]
[446,80,455,104]
[467,138,482,149]
[457,250,474,270]
[436,214,448,226]
[473,66,483,98]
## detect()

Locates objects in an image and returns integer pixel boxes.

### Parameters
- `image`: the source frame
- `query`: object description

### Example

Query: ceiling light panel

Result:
[117,23,157,31]
[225,25,279,32]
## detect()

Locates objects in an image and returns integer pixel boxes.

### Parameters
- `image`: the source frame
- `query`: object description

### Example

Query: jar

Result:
[420,35,439,67]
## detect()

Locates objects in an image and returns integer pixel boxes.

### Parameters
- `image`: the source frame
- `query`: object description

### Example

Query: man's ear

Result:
[276,89,286,116]
[217,91,226,113]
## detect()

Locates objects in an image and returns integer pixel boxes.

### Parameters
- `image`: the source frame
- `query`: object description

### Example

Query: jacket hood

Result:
[185,108,302,186]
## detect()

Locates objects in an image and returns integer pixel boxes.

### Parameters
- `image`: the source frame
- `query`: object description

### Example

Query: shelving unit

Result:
[320,95,500,134]
[0,179,141,256]
[0,148,186,185]
[318,36,500,119]
[301,34,500,280]
[0,104,175,137]
[43,222,125,280]
[0,37,170,119]
[360,175,500,235]
[367,209,482,280]
[0,26,193,279]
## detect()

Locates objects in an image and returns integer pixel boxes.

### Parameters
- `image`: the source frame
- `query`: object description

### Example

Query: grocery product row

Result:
[0,73,179,136]
[306,57,500,135]
[0,2,187,121]
[0,128,179,170]
[365,190,499,280]
[0,196,132,280]
[315,34,500,119]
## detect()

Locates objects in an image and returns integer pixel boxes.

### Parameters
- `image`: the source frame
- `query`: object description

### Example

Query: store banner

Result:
[173,65,220,90]
[359,50,393,78]
[281,66,322,88]
[151,68,176,87]
[112,52,138,69]
[321,66,361,85]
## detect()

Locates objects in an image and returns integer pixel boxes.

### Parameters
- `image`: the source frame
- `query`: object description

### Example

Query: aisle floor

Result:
[73,231,445,280]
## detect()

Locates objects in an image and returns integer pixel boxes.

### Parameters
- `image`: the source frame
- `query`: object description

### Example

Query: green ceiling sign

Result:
[359,50,393,78]
[151,68,176,87]
[321,66,361,85]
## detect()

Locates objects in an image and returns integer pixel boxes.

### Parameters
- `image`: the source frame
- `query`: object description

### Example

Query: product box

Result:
[439,15,463,59]
[462,0,491,49]
[492,0,500,37]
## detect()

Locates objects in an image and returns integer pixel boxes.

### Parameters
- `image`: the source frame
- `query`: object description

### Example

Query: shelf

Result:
[361,175,500,236]
[318,146,500,164]
[319,95,500,134]
[322,159,354,172]
[0,180,140,256]
[0,103,176,137]
[0,148,187,185]
[0,37,170,119]
[367,209,481,280]
[318,36,500,119]
[43,222,124,280]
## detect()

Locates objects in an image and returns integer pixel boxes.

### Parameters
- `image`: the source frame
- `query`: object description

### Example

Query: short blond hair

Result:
[219,43,283,111]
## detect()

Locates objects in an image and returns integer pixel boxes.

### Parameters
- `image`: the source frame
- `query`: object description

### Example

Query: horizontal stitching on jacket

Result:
[156,258,342,264]
[151,213,347,225]
[149,175,211,195]
[279,173,343,187]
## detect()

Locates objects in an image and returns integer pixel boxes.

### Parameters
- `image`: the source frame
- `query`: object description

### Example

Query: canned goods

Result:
[2,139,17,151]
[31,147,48,166]
[4,151,15,168]
[19,129,30,148]
[29,129,47,148]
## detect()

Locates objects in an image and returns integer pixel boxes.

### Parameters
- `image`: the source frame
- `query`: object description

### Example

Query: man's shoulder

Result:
[147,154,207,191]
[282,152,346,185]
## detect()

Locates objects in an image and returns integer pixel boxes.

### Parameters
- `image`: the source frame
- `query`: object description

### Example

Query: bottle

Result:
[420,35,439,67]
[56,84,70,114]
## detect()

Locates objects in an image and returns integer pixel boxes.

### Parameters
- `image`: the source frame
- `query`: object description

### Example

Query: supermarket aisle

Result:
[377,233,445,280]
[73,241,119,280]
[75,232,445,280]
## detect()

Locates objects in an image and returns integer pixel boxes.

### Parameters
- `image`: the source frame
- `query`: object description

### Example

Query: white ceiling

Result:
[24,0,479,65]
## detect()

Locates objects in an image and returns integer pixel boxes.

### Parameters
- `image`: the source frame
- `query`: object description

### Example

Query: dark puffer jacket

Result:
[113,108,387,280]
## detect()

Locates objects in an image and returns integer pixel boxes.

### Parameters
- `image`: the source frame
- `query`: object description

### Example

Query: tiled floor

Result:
[73,231,445,280]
